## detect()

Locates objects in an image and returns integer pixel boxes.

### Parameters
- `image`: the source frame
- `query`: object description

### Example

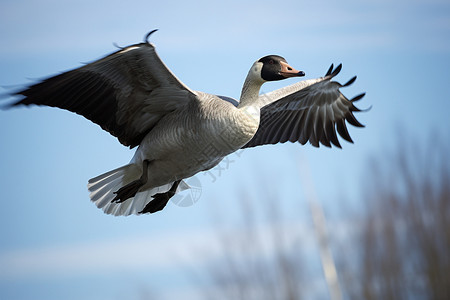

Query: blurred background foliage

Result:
[192,129,450,300]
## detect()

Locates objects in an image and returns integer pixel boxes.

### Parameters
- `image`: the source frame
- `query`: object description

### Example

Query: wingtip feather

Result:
[343,76,357,87]
[336,120,354,143]
[331,64,342,77]
[346,113,365,128]
[350,92,366,102]
[325,64,334,76]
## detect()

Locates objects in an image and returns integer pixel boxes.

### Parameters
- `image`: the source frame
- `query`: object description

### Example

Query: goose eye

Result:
[269,59,274,64]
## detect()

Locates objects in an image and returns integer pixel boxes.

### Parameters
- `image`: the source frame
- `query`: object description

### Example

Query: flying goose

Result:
[5,30,366,216]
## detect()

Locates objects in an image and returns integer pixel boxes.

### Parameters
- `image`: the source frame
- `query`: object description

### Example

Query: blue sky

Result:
[1,0,449,299]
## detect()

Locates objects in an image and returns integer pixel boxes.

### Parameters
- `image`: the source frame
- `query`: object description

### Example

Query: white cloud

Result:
[0,230,215,279]
[0,221,315,280]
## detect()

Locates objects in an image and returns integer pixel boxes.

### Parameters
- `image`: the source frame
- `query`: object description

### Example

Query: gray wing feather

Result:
[10,42,197,148]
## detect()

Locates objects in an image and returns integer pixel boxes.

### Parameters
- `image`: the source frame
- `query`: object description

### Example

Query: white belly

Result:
[131,99,259,189]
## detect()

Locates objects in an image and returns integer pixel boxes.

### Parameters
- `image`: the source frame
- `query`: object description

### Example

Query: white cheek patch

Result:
[245,61,264,83]
[252,62,263,77]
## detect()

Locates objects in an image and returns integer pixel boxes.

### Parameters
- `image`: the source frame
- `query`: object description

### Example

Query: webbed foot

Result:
[111,180,144,203]
[111,160,150,203]
[140,180,181,214]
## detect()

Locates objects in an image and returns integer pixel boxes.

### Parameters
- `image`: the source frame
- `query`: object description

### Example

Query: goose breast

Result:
[132,93,259,182]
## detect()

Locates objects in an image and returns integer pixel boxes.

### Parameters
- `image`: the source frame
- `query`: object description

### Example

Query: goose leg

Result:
[111,160,150,203]
[139,180,181,214]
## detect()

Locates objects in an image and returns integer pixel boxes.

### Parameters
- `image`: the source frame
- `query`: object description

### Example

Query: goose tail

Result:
[87,164,188,216]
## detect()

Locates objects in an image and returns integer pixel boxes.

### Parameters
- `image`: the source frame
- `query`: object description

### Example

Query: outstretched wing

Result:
[242,64,367,149]
[8,39,197,148]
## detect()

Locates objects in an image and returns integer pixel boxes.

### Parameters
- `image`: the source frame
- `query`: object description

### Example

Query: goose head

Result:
[239,55,304,107]
[250,55,305,82]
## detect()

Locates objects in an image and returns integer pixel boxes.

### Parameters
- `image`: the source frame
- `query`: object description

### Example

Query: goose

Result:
[5,30,366,216]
